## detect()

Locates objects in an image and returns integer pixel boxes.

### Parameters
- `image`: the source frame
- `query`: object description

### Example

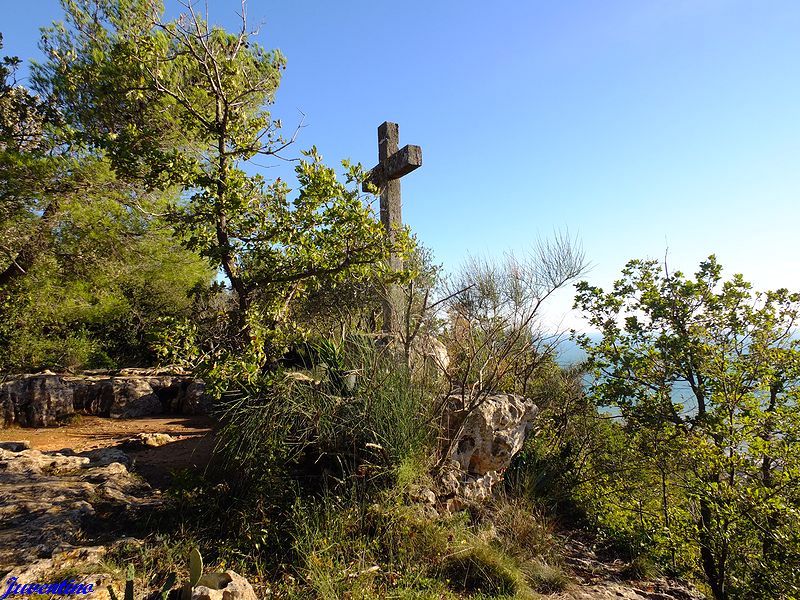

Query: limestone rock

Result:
[556,535,705,600]
[81,447,133,467]
[448,393,538,474]
[410,334,450,372]
[0,448,90,474]
[118,366,190,376]
[109,379,161,418]
[8,545,108,581]
[407,484,439,519]
[562,580,704,599]
[435,392,538,510]
[0,444,156,571]
[182,381,210,414]
[0,374,75,428]
[124,432,175,448]
[192,571,258,600]
[0,372,209,428]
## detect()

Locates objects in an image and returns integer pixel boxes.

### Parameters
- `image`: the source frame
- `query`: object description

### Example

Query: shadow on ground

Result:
[0,414,217,488]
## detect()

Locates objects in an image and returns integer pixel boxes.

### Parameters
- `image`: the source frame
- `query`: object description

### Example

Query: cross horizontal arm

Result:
[362,144,422,191]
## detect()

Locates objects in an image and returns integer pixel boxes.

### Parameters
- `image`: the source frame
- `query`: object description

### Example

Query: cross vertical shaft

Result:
[364,121,422,337]
[378,122,403,273]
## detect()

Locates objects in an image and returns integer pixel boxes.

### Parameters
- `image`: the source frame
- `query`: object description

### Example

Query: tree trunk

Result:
[759,382,779,568]
[215,123,250,330]
[693,381,727,600]
[0,200,60,292]
[699,498,727,600]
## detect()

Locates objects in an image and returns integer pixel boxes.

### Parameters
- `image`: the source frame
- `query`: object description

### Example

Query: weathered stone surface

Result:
[435,392,538,510]
[364,143,422,187]
[0,447,90,474]
[0,374,75,428]
[109,378,162,418]
[81,447,133,467]
[449,393,537,474]
[0,445,156,570]
[0,372,209,428]
[556,535,705,600]
[182,381,208,414]
[192,571,258,600]
[559,580,704,599]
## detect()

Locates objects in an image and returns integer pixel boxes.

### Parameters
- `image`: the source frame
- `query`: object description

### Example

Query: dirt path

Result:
[0,415,216,488]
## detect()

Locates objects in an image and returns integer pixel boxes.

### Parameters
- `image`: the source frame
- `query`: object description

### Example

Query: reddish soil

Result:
[0,415,216,488]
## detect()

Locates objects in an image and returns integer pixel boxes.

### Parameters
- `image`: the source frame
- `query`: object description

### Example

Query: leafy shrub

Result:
[0,203,213,373]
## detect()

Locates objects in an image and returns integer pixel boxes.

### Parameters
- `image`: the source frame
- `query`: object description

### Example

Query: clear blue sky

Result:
[4,0,800,329]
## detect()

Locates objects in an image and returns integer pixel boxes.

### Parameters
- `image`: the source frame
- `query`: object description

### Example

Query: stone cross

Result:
[363,121,422,335]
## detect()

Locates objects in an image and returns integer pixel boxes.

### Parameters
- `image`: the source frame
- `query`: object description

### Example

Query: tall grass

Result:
[214,336,438,491]
[286,493,548,599]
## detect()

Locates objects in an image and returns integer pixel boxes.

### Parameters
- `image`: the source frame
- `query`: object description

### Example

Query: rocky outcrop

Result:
[0,443,158,571]
[0,374,75,429]
[562,581,704,599]
[0,371,208,428]
[556,535,705,600]
[432,392,538,511]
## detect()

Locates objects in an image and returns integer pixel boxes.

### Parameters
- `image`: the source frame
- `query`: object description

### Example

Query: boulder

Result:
[71,378,115,415]
[81,447,133,467]
[123,432,175,449]
[410,334,450,372]
[192,571,258,600]
[109,379,162,418]
[182,381,211,414]
[435,392,538,510]
[0,374,75,428]
[446,392,538,475]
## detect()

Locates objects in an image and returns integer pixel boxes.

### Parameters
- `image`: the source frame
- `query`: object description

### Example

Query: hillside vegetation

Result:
[1,3,798,599]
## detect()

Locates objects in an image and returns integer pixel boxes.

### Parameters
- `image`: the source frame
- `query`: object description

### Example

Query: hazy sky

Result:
[4,0,800,330]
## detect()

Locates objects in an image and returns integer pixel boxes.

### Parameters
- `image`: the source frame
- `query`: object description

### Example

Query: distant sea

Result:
[555,337,588,366]
[554,333,700,415]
